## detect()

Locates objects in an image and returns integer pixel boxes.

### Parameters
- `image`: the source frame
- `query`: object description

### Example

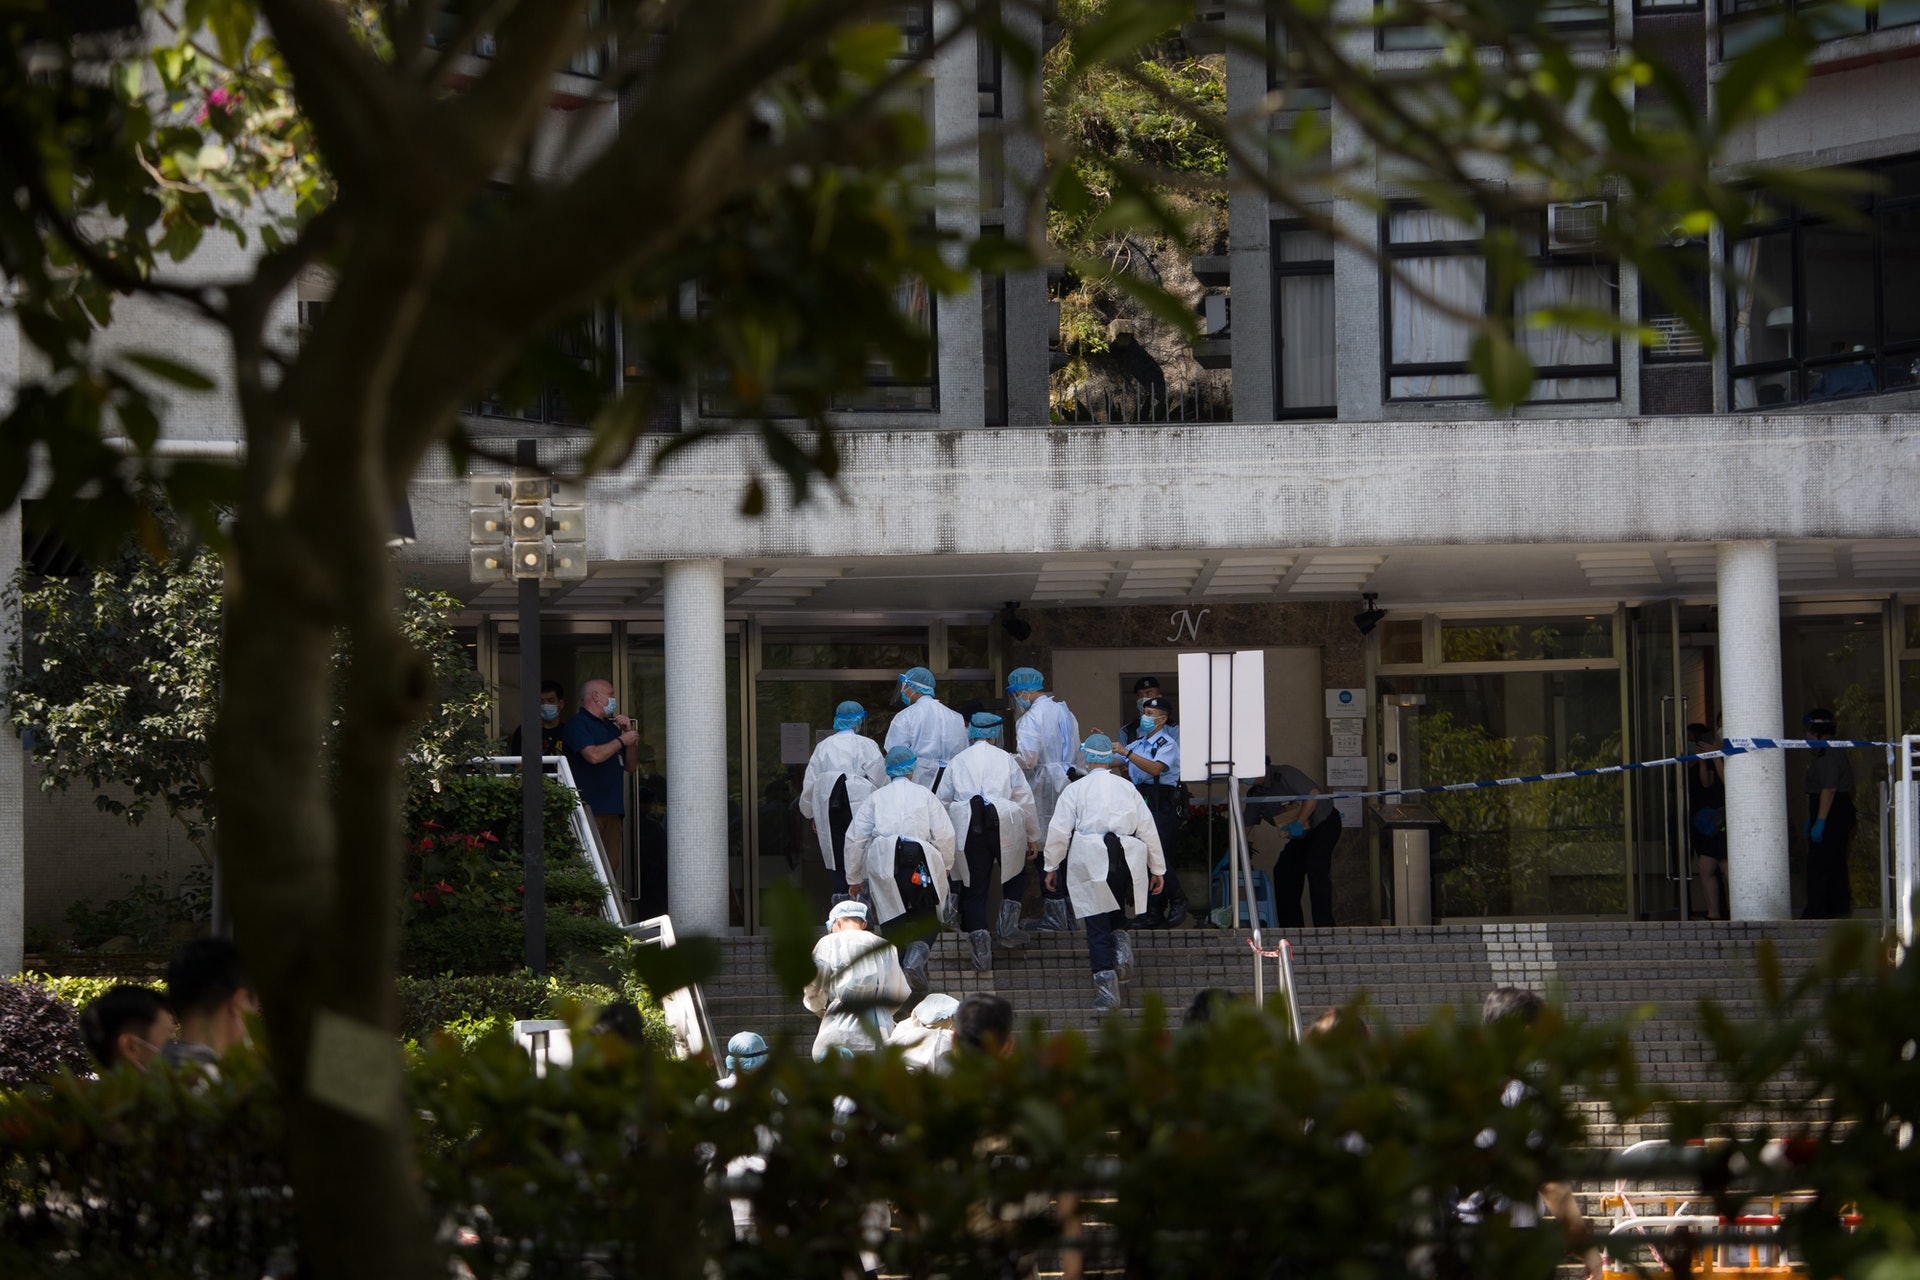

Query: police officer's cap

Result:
[1140,696,1171,712]
[1803,707,1837,729]
[1132,675,1163,693]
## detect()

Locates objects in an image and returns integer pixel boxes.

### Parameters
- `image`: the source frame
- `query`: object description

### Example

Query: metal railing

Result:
[1896,736,1918,953]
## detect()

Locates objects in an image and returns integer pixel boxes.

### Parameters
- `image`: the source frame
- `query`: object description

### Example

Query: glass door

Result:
[1627,603,1684,919]
[1780,604,1890,917]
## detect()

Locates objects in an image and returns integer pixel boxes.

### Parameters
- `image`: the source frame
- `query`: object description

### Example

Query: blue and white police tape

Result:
[1243,737,1893,807]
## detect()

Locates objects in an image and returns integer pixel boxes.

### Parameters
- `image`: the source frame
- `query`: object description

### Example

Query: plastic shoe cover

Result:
[969,929,992,972]
[903,941,931,996]
[1032,898,1075,933]
[1113,929,1135,983]
[995,899,1029,949]
[1091,969,1122,1012]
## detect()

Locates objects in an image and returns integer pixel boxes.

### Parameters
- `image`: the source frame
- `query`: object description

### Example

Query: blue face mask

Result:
[602,696,617,717]
[1137,716,1155,737]
[900,686,913,707]
[1013,692,1034,711]
[539,704,560,723]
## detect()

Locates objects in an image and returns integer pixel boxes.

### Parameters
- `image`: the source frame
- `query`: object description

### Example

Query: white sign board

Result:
[1332,797,1363,827]
[1325,687,1364,718]
[1178,650,1266,783]
[1330,729,1364,756]
[779,722,813,765]
[1326,756,1369,788]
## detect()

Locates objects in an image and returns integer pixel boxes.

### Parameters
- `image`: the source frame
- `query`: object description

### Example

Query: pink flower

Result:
[435,880,454,894]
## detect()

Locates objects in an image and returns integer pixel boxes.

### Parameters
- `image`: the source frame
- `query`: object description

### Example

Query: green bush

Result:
[394,971,673,1053]
[399,774,617,975]
[62,869,211,951]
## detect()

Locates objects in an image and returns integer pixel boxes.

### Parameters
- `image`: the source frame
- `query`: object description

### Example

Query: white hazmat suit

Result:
[935,739,1041,886]
[885,695,967,790]
[797,730,888,871]
[803,929,912,1059]
[1043,768,1167,919]
[845,776,956,926]
[1015,693,1085,834]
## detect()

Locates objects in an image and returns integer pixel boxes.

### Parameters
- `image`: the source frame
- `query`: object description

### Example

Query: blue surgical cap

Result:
[1082,733,1114,764]
[726,1031,769,1073]
[1006,667,1044,693]
[885,744,918,777]
[968,711,1003,740]
[834,700,865,731]
[900,666,936,696]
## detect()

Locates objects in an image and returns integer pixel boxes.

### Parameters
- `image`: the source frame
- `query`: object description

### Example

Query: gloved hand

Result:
[1810,818,1827,842]
[1282,820,1306,838]
[1693,808,1719,836]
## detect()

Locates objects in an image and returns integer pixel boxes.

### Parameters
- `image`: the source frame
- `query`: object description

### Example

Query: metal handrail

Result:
[477,755,626,928]
[1897,736,1918,952]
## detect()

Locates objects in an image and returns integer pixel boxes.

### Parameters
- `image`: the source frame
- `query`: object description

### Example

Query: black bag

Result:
[827,775,852,870]
[892,838,940,919]
[965,795,1001,887]
[1104,832,1135,910]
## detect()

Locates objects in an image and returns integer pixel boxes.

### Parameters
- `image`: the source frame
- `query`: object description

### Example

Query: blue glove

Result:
[1693,808,1719,837]
[1810,818,1826,842]
[1282,820,1306,838]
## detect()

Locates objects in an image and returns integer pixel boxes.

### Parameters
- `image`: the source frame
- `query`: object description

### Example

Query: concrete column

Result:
[1717,540,1791,920]
[664,559,729,936]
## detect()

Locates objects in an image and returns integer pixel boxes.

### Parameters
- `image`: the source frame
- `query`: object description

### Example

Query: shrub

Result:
[399,774,616,975]
[63,869,211,951]
[0,977,93,1087]
[394,971,673,1053]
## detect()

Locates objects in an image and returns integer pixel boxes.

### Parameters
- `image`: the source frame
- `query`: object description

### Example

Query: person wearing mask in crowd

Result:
[563,677,640,894]
[508,679,567,758]
[1801,707,1857,918]
[798,701,889,906]
[845,744,956,995]
[1131,676,1179,741]
[1257,760,1344,928]
[1685,722,1728,920]
[1043,734,1167,1011]
[885,666,966,791]
[936,711,1041,970]
[1119,695,1191,929]
[160,937,256,1077]
[955,993,1016,1057]
[803,900,914,1059]
[78,984,175,1071]
[1009,666,1085,933]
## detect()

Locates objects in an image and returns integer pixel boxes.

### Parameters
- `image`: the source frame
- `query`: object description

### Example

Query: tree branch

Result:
[254,0,415,193]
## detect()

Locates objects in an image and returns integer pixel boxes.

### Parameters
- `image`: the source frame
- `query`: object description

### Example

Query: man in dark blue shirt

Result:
[562,677,639,896]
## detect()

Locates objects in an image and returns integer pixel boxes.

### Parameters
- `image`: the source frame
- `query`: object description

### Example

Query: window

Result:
[1727,156,1920,409]
[1376,0,1613,50]
[982,255,1008,427]
[1272,221,1336,416]
[1383,205,1619,403]
[1265,10,1331,108]
[1639,242,1710,362]
[978,3,1002,118]
[1720,0,1920,56]
[696,279,939,417]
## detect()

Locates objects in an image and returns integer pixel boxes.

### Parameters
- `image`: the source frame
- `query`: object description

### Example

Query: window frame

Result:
[1725,157,1920,411]
[1379,203,1622,405]
[1271,218,1338,419]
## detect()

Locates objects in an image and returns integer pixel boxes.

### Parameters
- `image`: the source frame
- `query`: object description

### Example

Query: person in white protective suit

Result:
[886,991,959,1073]
[803,899,913,1060]
[1042,734,1167,1012]
[1008,666,1085,934]
[883,665,967,791]
[797,700,888,905]
[935,710,1040,971]
[844,744,956,996]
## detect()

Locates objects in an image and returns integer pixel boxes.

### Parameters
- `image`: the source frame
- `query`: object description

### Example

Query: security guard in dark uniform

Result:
[1119,696,1190,927]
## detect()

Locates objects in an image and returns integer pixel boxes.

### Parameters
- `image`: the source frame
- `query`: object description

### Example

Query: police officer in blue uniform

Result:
[1119,696,1190,927]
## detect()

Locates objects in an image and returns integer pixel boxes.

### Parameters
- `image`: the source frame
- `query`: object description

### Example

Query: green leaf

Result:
[1069,0,1192,74]
[1098,264,1201,342]
[739,476,766,517]
[759,881,820,1000]
[1468,331,1534,408]
[123,352,216,391]
[1715,30,1810,130]
[829,21,904,81]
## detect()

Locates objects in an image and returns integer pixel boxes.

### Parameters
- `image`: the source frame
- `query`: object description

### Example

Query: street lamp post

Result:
[469,441,586,974]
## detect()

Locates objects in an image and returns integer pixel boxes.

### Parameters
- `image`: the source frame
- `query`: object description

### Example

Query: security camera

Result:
[1353,592,1385,636]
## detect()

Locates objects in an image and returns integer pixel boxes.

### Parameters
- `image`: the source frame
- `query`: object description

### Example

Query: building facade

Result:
[4,1,1918,969]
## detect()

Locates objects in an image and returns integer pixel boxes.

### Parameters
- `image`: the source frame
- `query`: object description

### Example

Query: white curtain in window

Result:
[1516,265,1616,402]
[1729,238,1760,409]
[1279,274,1335,409]
[1390,256,1485,398]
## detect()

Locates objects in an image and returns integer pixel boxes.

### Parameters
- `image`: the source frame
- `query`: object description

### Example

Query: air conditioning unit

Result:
[1547,201,1608,252]
[1647,314,1705,358]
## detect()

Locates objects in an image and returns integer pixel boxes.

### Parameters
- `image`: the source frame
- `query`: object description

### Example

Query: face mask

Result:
[602,697,617,717]
[539,704,560,723]
[1013,692,1034,711]
[1136,698,1149,713]
[1137,716,1155,737]
[900,686,913,707]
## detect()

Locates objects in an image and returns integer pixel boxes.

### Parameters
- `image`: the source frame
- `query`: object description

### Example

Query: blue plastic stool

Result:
[1210,855,1277,929]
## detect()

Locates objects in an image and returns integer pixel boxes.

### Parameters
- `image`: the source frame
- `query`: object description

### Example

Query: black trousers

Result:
[1804,792,1857,918]
[1083,908,1126,973]
[1274,811,1343,927]
[1139,785,1185,917]
[959,796,1007,931]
